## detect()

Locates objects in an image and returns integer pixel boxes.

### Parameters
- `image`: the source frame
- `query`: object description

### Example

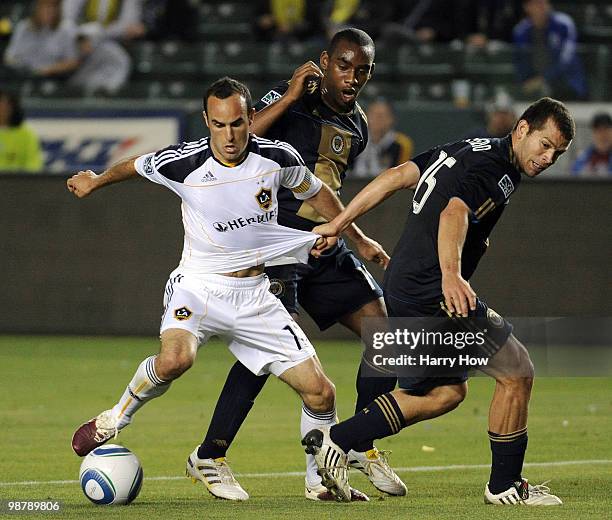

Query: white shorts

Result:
[160,269,316,376]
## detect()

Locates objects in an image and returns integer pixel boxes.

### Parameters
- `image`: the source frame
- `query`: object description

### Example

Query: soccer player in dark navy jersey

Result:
[303,97,575,505]
[195,28,407,501]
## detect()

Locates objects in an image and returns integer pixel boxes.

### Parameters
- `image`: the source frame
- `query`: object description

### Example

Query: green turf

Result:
[1,336,611,519]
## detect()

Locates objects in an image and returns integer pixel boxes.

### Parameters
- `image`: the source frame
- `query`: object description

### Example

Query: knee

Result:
[496,375,534,398]
[156,348,195,380]
[303,379,336,413]
[432,383,467,413]
[496,354,535,393]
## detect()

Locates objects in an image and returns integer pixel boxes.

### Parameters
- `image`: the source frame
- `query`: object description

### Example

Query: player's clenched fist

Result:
[310,235,338,258]
[312,221,340,238]
[67,170,98,198]
[285,61,323,102]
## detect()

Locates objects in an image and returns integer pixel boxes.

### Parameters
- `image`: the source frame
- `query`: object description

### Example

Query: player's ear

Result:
[320,51,329,73]
[247,107,255,126]
[516,119,529,139]
[202,110,209,129]
[369,62,375,79]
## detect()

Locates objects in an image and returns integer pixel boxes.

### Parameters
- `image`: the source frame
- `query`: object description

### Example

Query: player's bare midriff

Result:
[221,265,265,278]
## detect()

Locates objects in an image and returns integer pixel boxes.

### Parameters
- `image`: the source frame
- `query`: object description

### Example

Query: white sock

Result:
[111,356,171,429]
[301,404,337,488]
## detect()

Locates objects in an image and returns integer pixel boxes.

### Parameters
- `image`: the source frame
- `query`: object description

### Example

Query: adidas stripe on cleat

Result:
[484,479,563,506]
[301,427,351,503]
[186,447,248,501]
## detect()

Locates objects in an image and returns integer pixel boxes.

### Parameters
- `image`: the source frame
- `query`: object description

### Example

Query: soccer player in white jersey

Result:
[67,77,358,501]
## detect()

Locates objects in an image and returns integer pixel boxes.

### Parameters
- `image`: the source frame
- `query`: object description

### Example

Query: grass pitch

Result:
[1,335,611,519]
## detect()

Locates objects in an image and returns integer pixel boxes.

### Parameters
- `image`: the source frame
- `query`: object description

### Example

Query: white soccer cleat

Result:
[186,447,249,501]
[348,447,407,496]
[305,479,369,501]
[301,427,351,502]
[71,409,127,457]
[484,479,563,505]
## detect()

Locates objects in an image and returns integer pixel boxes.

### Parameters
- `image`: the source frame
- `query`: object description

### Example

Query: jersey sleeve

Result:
[267,140,322,199]
[281,166,322,200]
[452,166,515,222]
[411,146,438,172]
[134,139,209,189]
[133,145,185,195]
[254,81,289,111]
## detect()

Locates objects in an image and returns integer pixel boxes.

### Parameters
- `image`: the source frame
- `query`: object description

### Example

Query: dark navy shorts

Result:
[384,293,513,396]
[265,240,383,330]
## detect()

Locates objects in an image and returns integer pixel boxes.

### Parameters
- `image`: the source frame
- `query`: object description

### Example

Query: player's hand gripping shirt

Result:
[385,136,522,303]
[134,136,322,274]
[256,81,368,230]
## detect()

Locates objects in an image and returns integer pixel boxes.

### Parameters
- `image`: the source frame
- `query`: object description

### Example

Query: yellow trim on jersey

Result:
[475,198,492,215]
[475,198,495,219]
[183,168,279,188]
[296,125,351,223]
[218,158,239,167]
[292,179,312,193]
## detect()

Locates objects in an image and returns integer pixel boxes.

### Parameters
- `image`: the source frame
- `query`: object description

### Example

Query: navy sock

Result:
[198,361,269,459]
[330,393,406,453]
[351,363,397,452]
[488,427,528,494]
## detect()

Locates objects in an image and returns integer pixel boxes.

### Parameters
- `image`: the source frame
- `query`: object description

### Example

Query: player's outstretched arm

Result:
[313,160,421,238]
[305,183,390,266]
[66,156,139,198]
[251,61,323,137]
[438,197,476,317]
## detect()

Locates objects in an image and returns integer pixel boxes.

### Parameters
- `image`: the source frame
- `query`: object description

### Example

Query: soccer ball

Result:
[79,444,143,505]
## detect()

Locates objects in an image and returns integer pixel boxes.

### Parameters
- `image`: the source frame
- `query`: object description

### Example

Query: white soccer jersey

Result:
[134,135,322,274]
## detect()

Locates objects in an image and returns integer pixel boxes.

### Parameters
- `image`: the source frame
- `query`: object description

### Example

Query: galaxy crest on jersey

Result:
[256,81,368,230]
[134,136,322,274]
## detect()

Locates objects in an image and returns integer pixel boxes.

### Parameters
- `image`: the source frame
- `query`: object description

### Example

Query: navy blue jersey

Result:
[384,136,522,303]
[255,81,369,231]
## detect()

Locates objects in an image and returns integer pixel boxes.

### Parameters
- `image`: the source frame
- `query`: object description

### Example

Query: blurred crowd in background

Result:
[0,0,610,176]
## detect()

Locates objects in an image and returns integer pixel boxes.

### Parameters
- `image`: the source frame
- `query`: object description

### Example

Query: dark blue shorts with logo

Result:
[265,239,383,330]
[384,293,513,396]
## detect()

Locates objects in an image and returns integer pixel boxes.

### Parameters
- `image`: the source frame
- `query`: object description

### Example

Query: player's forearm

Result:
[331,166,412,234]
[306,185,368,242]
[93,157,139,190]
[438,203,469,276]
[251,96,294,136]
[305,184,346,223]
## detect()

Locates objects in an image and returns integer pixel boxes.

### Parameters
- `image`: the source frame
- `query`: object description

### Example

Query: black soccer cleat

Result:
[301,428,324,455]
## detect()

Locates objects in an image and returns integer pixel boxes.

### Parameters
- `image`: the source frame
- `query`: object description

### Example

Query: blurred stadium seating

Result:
[0,0,610,105]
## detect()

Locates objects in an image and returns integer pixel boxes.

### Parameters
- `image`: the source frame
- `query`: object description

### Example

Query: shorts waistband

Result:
[198,272,267,289]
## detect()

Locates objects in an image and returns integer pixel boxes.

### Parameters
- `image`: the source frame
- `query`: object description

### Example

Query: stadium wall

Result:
[3,175,610,339]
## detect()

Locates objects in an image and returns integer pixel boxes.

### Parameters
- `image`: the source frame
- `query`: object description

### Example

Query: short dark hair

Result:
[514,97,575,142]
[328,28,375,61]
[203,77,252,115]
[0,89,24,127]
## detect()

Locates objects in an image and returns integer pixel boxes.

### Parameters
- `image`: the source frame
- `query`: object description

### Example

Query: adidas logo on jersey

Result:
[200,171,218,182]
